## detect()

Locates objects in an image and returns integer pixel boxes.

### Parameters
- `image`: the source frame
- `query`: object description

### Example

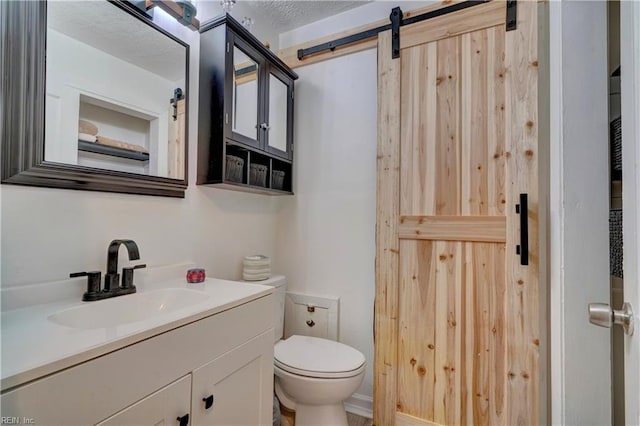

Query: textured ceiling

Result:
[48,2,186,81]
[236,1,370,33]
[47,1,370,78]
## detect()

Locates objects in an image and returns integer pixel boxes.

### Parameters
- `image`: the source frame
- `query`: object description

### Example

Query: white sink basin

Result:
[48,288,210,329]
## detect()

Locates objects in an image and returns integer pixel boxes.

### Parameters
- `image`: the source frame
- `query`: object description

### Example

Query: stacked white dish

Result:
[242,255,271,281]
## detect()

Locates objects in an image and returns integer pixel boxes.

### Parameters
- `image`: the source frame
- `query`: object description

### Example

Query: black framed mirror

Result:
[1,0,189,198]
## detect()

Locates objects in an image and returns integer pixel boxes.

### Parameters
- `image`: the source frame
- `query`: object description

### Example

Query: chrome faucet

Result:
[71,239,146,301]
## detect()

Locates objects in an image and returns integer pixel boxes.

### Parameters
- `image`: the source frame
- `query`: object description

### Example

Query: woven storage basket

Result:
[272,170,285,190]
[249,163,268,187]
[225,155,244,183]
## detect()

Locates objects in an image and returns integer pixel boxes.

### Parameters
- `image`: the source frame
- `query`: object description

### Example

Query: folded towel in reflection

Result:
[96,136,148,154]
[78,132,97,143]
[78,119,99,136]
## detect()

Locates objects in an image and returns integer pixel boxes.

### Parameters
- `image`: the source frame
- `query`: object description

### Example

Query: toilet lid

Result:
[274,335,366,378]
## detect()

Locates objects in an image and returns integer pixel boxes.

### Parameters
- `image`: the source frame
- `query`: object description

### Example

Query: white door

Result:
[588,2,640,424]
[620,1,640,423]
[551,1,640,424]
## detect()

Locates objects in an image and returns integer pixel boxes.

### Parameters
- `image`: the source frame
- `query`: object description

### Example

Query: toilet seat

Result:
[274,335,366,379]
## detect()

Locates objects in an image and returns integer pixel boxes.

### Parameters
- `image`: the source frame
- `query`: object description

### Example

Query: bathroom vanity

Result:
[0,273,274,425]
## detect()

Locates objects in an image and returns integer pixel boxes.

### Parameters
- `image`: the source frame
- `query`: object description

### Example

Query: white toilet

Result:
[259,276,366,426]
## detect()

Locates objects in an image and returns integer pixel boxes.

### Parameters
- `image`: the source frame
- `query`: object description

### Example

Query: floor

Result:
[346,412,374,426]
[280,405,373,426]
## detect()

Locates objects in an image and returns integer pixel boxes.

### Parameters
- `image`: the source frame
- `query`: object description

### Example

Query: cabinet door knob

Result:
[177,414,189,426]
[306,320,315,327]
[203,394,215,409]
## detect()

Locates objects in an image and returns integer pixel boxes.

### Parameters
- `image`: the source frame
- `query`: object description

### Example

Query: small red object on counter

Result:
[186,268,206,283]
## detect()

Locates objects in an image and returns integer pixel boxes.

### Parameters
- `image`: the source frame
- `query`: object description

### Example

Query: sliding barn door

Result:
[375,2,540,425]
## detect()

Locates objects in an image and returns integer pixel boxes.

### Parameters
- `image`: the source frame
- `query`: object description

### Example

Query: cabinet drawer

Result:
[1,295,273,425]
[96,375,191,426]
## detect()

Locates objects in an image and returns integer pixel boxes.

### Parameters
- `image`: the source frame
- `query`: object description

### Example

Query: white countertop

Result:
[1,274,273,391]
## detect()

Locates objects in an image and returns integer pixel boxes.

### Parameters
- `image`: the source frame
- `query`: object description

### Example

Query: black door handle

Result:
[515,193,529,266]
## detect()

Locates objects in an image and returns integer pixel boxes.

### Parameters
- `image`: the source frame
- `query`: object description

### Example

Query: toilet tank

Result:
[253,275,286,343]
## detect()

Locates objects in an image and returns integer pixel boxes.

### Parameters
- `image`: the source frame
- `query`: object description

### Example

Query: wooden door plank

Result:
[396,411,442,426]
[400,43,438,216]
[433,241,449,424]
[505,1,539,424]
[374,30,401,426]
[471,243,491,425]
[487,26,507,216]
[398,240,436,420]
[489,243,507,424]
[435,35,461,216]
[424,43,439,216]
[461,29,489,215]
[398,215,506,243]
[400,1,505,51]
[461,242,474,425]
[447,242,464,425]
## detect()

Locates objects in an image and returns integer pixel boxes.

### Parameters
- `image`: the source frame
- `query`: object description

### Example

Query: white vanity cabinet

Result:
[191,331,273,425]
[96,375,192,426]
[0,295,274,426]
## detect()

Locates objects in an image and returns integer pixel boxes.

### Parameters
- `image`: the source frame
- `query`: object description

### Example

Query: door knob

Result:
[588,302,634,336]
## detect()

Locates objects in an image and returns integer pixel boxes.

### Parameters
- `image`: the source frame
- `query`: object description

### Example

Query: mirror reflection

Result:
[45,1,187,180]
[268,74,288,152]
[232,46,259,139]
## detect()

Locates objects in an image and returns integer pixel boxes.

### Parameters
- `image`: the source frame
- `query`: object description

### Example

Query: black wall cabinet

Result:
[198,14,298,194]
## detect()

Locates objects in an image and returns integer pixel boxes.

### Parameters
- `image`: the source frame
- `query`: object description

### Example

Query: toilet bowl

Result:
[253,276,366,426]
[273,335,366,426]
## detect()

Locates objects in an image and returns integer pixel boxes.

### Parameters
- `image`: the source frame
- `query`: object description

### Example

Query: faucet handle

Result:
[70,271,102,301]
[122,264,146,290]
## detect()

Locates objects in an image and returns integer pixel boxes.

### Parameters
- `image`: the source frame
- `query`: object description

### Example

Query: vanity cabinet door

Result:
[95,374,192,426]
[191,329,274,426]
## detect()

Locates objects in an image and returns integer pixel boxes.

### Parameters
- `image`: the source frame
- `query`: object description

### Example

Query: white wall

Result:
[45,29,176,175]
[549,1,611,424]
[1,8,279,288]
[275,0,433,406]
[274,49,377,400]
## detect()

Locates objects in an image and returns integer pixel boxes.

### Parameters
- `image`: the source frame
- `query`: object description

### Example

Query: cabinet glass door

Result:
[265,70,292,160]
[231,42,260,145]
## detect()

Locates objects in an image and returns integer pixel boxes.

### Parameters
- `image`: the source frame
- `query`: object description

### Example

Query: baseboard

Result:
[345,393,373,419]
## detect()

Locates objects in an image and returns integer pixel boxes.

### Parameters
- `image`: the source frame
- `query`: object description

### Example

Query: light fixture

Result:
[175,0,197,25]
[241,17,254,32]
[221,0,236,13]
[142,0,200,30]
